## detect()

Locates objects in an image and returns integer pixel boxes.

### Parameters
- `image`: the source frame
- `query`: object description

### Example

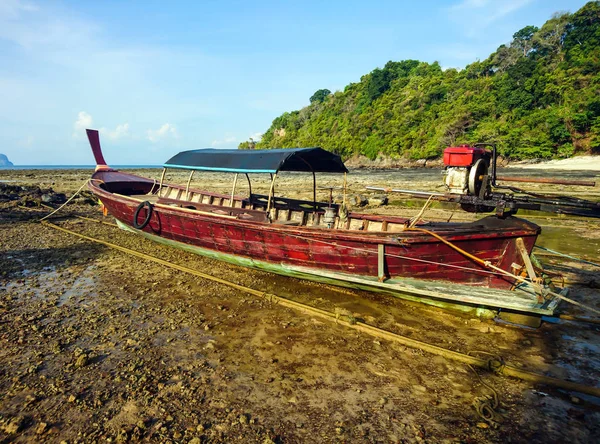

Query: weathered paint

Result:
[115,220,556,317]
[87,168,561,317]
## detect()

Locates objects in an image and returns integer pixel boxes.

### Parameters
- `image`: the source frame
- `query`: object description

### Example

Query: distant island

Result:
[0,154,13,167]
[242,1,600,162]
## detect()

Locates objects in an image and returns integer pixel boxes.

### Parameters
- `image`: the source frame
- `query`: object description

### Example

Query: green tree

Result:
[254,2,600,161]
[512,25,539,56]
[309,89,331,104]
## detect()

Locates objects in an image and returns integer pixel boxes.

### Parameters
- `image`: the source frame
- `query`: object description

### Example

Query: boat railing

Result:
[154,184,414,232]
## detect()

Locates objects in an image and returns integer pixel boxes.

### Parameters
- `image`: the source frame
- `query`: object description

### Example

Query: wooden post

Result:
[185,170,194,200]
[266,173,278,215]
[245,173,252,202]
[515,237,537,282]
[378,244,388,282]
[230,173,238,207]
[312,171,317,213]
[158,168,166,197]
[343,172,347,205]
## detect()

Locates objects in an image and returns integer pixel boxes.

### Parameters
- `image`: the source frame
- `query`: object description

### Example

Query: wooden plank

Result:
[288,265,554,315]
[516,237,537,281]
[378,244,387,282]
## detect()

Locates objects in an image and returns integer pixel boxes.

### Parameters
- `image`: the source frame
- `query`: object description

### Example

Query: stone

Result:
[36,422,48,435]
[368,194,388,206]
[74,353,89,369]
[3,416,24,434]
[347,194,368,208]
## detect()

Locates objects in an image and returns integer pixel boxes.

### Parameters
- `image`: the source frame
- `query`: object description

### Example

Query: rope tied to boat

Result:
[26,218,600,399]
[487,356,506,375]
[468,353,505,427]
[534,245,600,268]
[408,194,434,228]
[407,226,600,316]
[36,178,600,316]
[39,178,104,222]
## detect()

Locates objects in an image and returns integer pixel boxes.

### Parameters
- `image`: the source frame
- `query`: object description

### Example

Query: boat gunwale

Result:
[89,174,541,247]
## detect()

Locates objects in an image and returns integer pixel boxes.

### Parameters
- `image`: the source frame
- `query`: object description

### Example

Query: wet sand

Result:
[1,168,599,443]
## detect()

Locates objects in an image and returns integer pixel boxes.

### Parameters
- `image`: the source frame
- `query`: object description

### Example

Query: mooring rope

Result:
[534,245,600,268]
[408,194,434,228]
[35,178,600,316]
[407,226,600,316]
[39,178,103,222]
[33,219,600,399]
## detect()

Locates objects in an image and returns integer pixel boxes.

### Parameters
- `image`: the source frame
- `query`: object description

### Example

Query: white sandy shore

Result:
[510,155,600,171]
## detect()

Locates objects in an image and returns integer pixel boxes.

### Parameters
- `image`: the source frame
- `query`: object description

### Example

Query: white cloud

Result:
[0,0,97,51]
[147,123,178,143]
[446,0,534,36]
[211,135,237,147]
[72,111,93,138]
[248,132,262,142]
[448,0,491,11]
[101,123,130,140]
[0,0,38,19]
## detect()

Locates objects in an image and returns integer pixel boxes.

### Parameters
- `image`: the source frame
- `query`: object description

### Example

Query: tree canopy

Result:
[309,89,331,103]
[242,2,600,160]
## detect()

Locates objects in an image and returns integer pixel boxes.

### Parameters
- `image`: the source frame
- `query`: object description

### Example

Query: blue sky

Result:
[0,0,589,165]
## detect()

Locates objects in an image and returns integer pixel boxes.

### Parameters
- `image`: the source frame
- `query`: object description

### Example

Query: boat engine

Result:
[443,144,492,198]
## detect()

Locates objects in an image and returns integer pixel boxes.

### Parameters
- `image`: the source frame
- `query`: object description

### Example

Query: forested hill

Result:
[241,1,600,161]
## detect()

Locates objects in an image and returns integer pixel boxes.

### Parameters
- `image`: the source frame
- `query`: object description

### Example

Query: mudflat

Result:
[1,167,599,443]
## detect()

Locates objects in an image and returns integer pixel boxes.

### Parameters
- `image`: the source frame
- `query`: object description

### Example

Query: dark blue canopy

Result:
[164,147,348,174]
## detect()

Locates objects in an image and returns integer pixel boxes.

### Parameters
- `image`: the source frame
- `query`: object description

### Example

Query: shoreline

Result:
[2,155,600,172]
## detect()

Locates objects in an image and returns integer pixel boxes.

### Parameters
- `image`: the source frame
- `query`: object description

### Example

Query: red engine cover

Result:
[443,145,488,167]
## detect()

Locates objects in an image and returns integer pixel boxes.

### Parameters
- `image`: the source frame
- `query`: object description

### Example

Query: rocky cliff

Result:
[0,154,13,167]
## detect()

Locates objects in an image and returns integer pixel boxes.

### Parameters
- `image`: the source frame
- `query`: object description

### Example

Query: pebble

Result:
[3,416,24,434]
[36,422,48,435]
[74,353,89,369]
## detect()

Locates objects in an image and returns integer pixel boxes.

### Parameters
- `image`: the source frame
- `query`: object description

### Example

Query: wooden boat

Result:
[86,129,563,319]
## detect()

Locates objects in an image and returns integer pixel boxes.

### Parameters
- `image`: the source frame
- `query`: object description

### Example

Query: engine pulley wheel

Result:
[468,158,489,197]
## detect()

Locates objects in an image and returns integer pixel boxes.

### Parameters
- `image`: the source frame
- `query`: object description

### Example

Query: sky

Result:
[0,0,590,165]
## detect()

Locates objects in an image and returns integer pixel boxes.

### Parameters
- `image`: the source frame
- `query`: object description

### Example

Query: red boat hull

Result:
[90,171,539,291]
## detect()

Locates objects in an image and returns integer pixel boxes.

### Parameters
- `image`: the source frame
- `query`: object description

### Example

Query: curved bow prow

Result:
[86,129,112,171]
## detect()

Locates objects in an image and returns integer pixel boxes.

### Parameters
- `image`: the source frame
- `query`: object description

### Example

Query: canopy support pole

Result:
[245,174,252,204]
[158,168,166,197]
[185,170,194,200]
[230,173,238,207]
[343,172,347,205]
[295,156,317,213]
[312,171,317,212]
[266,173,278,217]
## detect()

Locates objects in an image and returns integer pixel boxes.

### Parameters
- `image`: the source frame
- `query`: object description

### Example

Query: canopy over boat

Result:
[164,148,348,174]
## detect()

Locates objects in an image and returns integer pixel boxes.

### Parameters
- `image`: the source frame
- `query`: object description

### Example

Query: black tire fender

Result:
[133,201,153,229]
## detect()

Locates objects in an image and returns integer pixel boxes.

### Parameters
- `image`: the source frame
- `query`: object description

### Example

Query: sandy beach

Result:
[1,167,599,443]
[511,155,600,171]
